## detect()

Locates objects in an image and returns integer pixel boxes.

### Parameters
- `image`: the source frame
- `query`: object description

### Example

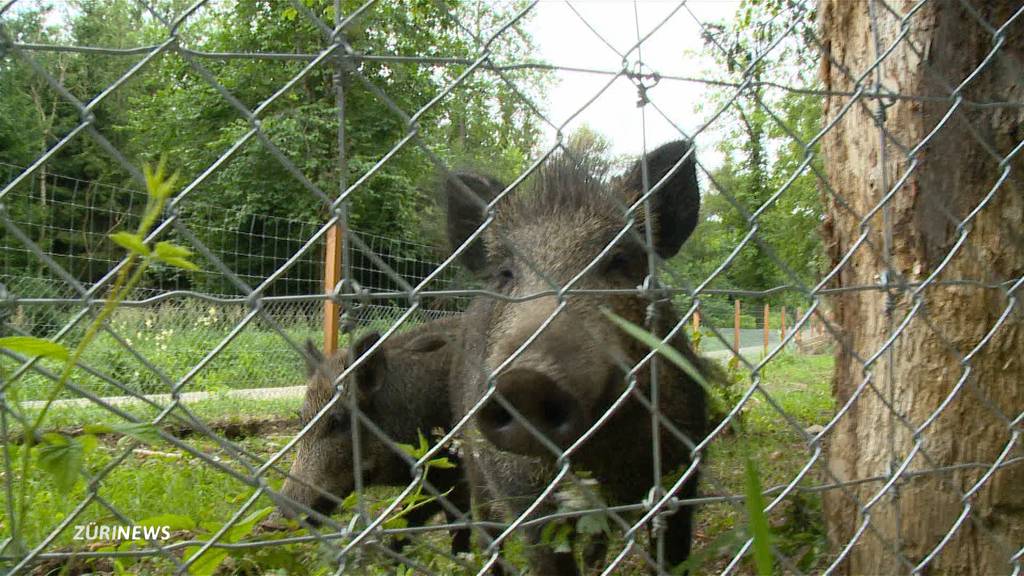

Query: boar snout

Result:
[277,476,345,527]
[478,368,585,455]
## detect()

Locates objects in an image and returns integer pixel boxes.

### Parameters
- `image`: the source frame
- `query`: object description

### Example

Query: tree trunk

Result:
[819,1,1024,574]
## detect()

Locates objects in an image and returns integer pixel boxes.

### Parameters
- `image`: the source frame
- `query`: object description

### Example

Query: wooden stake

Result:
[764,302,770,355]
[323,223,343,355]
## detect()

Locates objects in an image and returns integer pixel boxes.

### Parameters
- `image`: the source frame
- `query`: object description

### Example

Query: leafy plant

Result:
[184,507,274,576]
[389,430,456,528]
[0,160,194,553]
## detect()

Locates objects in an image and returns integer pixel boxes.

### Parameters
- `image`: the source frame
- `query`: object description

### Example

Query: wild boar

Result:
[444,140,710,573]
[277,317,471,554]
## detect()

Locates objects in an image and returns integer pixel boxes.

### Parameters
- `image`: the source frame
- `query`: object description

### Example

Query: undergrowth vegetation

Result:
[2,353,835,575]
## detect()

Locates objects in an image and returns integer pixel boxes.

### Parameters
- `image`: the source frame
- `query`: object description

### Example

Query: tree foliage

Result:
[0,0,544,296]
[667,0,824,325]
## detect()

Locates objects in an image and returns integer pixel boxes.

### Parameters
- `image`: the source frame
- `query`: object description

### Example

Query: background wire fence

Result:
[0,0,1020,575]
[1,161,460,399]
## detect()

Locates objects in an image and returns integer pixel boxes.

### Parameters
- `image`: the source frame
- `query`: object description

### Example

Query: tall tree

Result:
[820,1,1023,573]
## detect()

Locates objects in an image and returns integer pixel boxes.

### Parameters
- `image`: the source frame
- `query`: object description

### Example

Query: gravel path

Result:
[21,385,306,410]
[27,346,770,411]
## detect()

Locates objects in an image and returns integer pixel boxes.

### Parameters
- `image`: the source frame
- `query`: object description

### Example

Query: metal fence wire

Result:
[0,0,1021,575]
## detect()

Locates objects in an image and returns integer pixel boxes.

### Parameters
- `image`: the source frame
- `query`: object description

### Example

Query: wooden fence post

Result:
[763,301,770,355]
[780,306,787,342]
[323,224,343,355]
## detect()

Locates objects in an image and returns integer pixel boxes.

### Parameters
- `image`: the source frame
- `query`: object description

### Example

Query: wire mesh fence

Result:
[0,160,460,399]
[0,0,1021,575]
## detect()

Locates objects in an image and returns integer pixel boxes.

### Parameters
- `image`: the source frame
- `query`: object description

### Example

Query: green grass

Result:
[1,353,836,575]
[12,394,303,436]
[3,303,442,401]
[694,351,835,574]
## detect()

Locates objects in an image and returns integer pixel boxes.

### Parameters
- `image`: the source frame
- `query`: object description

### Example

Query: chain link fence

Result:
[0,0,1021,575]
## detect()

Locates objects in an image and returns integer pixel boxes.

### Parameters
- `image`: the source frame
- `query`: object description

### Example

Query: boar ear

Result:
[351,332,384,398]
[621,140,700,259]
[445,171,505,273]
[303,339,326,377]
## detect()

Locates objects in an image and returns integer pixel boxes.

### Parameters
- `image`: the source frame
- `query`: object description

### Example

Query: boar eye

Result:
[494,265,515,289]
[324,411,349,435]
[603,248,645,279]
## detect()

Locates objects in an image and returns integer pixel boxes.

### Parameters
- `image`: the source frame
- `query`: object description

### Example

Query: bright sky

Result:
[525,0,741,168]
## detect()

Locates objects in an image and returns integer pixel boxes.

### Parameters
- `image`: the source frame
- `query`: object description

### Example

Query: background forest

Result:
[1,0,824,327]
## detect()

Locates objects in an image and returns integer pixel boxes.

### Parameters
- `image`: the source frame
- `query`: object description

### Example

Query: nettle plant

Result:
[0,161,198,555]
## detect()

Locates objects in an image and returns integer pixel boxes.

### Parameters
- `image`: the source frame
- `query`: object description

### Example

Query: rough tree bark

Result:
[819,1,1023,574]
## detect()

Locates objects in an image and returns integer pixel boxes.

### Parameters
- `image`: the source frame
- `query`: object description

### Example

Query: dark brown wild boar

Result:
[444,140,710,574]
[277,317,471,554]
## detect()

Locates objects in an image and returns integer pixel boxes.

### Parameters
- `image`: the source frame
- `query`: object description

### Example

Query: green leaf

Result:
[417,430,429,455]
[397,430,432,459]
[143,159,180,200]
[426,456,456,469]
[159,255,199,271]
[395,441,418,459]
[153,241,192,259]
[184,546,229,576]
[152,242,199,271]
[0,336,69,361]
[199,520,222,534]
[744,456,773,576]
[109,231,150,256]
[341,492,359,510]
[383,515,409,530]
[137,513,195,531]
[553,523,572,554]
[107,422,163,446]
[601,310,710,391]
[79,433,99,455]
[225,507,273,543]
[36,433,83,492]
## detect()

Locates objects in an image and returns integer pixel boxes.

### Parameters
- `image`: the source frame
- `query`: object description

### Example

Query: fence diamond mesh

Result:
[0,0,1021,575]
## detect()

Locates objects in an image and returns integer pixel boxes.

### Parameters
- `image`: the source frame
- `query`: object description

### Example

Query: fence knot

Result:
[873,103,887,125]
[246,292,264,313]
[642,486,675,537]
[625,61,660,108]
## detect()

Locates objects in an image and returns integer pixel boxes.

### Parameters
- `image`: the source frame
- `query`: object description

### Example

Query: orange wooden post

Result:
[734,299,741,355]
[323,224,343,355]
[796,307,803,346]
[763,302,770,355]
[780,306,787,341]
[692,308,700,334]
